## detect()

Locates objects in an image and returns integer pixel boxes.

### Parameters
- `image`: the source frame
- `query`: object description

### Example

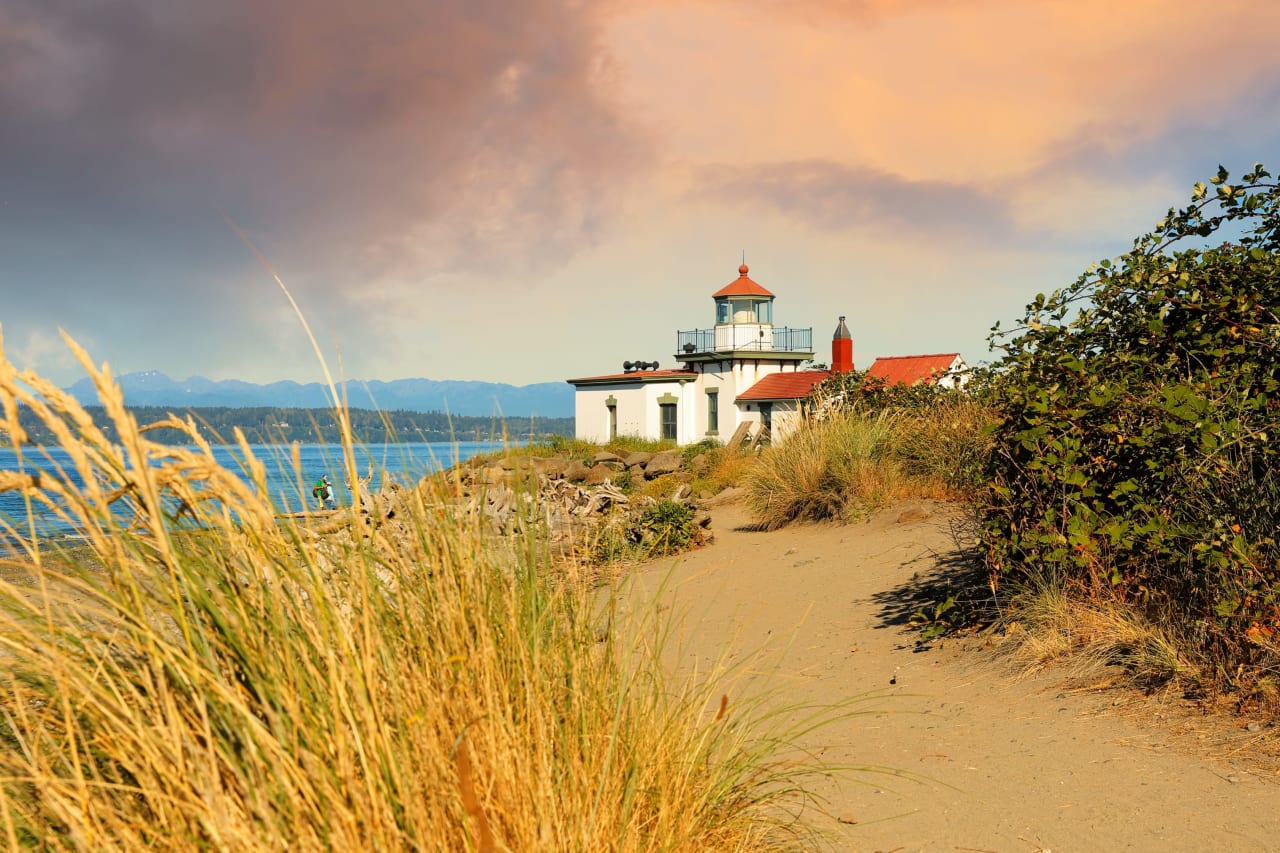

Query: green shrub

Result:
[983,164,1280,690]
[637,499,696,555]
[681,437,721,466]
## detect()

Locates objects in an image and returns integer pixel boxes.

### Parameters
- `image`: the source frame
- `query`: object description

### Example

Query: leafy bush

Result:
[983,164,1280,690]
[637,499,696,555]
[807,366,962,416]
[681,437,721,466]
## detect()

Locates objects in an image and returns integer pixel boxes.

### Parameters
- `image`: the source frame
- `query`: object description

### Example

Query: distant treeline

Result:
[14,406,575,446]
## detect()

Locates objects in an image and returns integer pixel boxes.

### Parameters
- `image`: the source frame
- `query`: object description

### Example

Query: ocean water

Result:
[0,440,511,539]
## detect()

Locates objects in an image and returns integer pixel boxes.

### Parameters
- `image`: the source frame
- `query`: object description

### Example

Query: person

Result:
[312,475,336,510]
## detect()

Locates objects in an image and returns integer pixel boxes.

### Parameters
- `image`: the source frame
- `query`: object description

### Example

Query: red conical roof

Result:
[712,263,774,298]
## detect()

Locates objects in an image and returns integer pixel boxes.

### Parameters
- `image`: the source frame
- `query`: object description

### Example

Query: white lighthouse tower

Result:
[569,262,817,444]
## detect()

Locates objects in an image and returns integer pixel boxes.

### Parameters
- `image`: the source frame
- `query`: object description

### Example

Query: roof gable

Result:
[866,354,961,386]
[736,370,830,402]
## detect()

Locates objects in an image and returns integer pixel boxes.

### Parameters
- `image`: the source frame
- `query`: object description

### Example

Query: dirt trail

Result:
[618,500,1280,852]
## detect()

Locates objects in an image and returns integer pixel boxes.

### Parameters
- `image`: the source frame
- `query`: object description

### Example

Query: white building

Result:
[567,263,966,445]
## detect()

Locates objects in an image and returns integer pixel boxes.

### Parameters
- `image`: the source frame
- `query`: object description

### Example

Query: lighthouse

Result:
[570,262,821,444]
[568,259,968,444]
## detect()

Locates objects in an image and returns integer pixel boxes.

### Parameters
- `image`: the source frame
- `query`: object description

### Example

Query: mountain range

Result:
[65,371,574,417]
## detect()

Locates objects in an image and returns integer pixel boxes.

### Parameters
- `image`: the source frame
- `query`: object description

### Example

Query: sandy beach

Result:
[619,499,1280,852]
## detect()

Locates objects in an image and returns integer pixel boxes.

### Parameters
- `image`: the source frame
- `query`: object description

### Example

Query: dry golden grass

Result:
[743,400,998,530]
[891,398,998,501]
[997,570,1197,692]
[0,336,839,851]
[744,410,908,529]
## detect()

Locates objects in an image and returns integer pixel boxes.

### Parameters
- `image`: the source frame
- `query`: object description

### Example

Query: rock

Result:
[671,483,693,503]
[591,451,624,465]
[532,456,567,478]
[622,451,653,469]
[688,452,709,474]
[477,466,507,486]
[583,464,616,486]
[562,460,591,483]
[692,510,712,528]
[704,486,746,506]
[897,506,930,524]
[644,450,682,479]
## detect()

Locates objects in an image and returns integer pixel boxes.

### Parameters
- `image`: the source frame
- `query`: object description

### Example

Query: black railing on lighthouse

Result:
[676,327,813,354]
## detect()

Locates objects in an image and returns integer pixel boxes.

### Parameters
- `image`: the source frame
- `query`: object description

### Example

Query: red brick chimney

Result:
[831,316,853,373]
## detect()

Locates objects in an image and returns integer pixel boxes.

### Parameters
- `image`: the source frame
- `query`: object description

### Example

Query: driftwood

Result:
[294,451,712,560]
[725,421,753,452]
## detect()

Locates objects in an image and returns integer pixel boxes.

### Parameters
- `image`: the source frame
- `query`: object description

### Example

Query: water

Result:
[0,441,512,539]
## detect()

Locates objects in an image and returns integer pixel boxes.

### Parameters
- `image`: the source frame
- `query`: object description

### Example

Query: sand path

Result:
[619,500,1280,852]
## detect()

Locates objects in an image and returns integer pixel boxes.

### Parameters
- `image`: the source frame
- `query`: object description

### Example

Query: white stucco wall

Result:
[572,358,815,445]
[574,380,689,443]
[767,401,804,441]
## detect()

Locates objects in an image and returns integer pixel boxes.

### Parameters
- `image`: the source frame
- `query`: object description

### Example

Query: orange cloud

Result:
[605,0,1280,182]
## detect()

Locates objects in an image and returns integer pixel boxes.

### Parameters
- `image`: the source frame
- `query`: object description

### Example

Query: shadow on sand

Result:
[869,517,997,648]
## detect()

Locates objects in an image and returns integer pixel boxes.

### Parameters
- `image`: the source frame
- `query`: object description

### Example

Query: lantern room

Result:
[674,262,814,359]
[710,263,778,352]
[713,264,774,326]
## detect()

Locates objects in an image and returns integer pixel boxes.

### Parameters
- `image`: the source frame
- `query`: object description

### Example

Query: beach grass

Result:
[743,401,996,530]
[0,340,836,850]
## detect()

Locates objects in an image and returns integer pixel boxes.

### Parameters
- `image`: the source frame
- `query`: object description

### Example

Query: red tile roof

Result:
[567,368,697,385]
[736,370,831,402]
[712,264,775,299]
[867,354,961,386]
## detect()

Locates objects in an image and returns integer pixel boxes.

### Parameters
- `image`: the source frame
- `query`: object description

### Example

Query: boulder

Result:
[583,464,617,486]
[591,451,624,465]
[704,485,746,506]
[622,451,653,469]
[532,456,568,478]
[643,450,681,479]
[562,460,591,483]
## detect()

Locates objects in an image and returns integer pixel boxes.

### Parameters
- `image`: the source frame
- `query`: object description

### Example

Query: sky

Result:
[3,0,1279,388]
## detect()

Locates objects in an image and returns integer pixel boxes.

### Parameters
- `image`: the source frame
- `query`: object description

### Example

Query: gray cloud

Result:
[0,0,646,380]
[690,159,1017,241]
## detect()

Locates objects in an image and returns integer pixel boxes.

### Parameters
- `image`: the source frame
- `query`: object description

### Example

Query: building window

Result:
[660,403,677,440]
[706,390,719,435]
[716,299,730,324]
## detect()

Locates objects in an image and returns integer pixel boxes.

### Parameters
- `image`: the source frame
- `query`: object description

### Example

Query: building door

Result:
[759,402,773,432]
[660,403,677,440]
